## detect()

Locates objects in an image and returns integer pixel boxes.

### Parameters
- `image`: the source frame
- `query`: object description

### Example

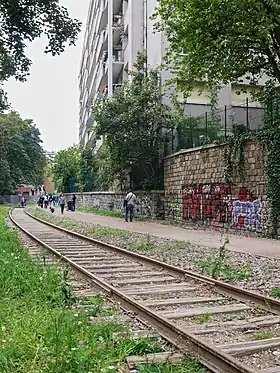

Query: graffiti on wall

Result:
[182,183,233,224]
[182,184,266,231]
[232,187,265,231]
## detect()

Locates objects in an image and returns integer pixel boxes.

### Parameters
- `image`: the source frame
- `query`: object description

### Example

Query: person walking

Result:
[124,190,137,222]
[59,193,65,214]
[72,194,76,211]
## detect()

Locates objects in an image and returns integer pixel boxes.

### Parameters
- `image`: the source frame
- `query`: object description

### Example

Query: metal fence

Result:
[165,99,265,154]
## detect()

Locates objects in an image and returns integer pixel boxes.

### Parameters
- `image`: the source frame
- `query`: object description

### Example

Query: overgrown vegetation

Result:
[137,359,206,373]
[252,332,276,340]
[199,237,252,282]
[223,85,280,238]
[0,112,46,194]
[270,288,280,299]
[0,206,167,372]
[79,207,150,222]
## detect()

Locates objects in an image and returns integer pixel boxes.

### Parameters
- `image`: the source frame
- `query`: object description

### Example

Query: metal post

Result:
[246,97,249,131]
[108,0,113,97]
[224,105,227,138]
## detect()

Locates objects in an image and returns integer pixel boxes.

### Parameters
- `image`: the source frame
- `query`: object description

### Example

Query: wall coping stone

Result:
[65,190,164,196]
[164,143,226,160]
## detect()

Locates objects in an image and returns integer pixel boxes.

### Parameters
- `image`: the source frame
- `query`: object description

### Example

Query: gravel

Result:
[29,210,280,297]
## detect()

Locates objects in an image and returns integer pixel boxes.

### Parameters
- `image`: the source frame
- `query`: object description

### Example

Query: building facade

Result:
[79,0,264,148]
[79,0,148,146]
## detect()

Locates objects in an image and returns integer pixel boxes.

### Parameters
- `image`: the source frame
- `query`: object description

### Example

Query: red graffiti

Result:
[182,184,232,223]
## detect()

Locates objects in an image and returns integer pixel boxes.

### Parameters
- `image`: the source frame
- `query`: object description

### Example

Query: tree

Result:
[92,53,171,190]
[79,147,97,192]
[52,145,80,193]
[0,111,46,194]
[154,0,280,94]
[0,0,81,110]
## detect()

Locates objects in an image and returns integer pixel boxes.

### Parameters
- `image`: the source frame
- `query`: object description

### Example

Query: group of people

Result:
[37,193,76,215]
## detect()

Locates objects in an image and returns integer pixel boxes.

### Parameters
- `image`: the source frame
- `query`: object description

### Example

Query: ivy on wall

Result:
[224,85,280,238]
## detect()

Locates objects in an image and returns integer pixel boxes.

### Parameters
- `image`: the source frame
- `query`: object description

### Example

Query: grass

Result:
[199,259,253,282]
[80,207,151,221]
[195,313,212,324]
[0,206,167,372]
[137,359,206,373]
[223,314,246,322]
[270,288,280,299]
[30,207,131,239]
[199,238,252,283]
[132,235,156,252]
[252,332,276,340]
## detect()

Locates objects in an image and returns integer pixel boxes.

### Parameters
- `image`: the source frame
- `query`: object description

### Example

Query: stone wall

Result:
[164,142,268,233]
[65,191,164,219]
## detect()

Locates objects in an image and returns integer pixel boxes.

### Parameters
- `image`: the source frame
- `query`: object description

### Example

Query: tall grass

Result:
[0,207,164,372]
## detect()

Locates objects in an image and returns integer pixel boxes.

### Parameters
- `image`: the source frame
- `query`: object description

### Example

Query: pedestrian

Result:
[72,194,76,211]
[59,193,65,214]
[124,190,137,222]
[20,195,25,208]
[44,195,48,209]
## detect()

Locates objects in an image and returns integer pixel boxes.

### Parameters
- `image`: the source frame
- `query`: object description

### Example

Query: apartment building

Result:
[79,0,148,146]
[79,0,264,148]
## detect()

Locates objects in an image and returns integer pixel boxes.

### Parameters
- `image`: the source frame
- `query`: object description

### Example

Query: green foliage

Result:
[199,237,252,282]
[137,359,206,373]
[132,235,156,252]
[0,0,81,110]
[92,142,115,191]
[154,0,280,95]
[92,53,171,190]
[252,332,275,340]
[223,84,280,237]
[195,313,212,324]
[0,111,46,194]
[270,288,280,299]
[0,207,167,372]
[52,145,80,193]
[78,147,97,192]
[224,124,251,183]
[256,86,280,237]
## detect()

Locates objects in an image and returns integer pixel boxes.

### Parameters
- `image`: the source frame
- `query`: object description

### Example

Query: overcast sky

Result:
[4,0,90,152]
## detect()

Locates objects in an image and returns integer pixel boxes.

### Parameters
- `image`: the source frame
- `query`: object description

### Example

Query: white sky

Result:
[4,0,90,152]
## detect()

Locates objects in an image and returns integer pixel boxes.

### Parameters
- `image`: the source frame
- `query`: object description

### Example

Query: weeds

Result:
[195,313,212,324]
[80,207,150,221]
[137,359,206,373]
[199,235,252,282]
[223,314,246,322]
[252,332,275,340]
[270,288,280,299]
[133,235,156,252]
[0,207,168,372]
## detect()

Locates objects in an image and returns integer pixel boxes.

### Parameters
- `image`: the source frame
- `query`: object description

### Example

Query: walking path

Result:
[50,209,280,258]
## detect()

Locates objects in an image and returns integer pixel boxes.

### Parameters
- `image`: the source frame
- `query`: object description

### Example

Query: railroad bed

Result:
[10,208,280,373]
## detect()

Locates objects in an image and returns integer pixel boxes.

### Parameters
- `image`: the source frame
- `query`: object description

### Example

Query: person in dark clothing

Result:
[59,194,65,214]
[124,190,137,222]
[72,194,76,211]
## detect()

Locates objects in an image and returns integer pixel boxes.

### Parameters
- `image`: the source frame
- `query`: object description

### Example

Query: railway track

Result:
[10,207,280,373]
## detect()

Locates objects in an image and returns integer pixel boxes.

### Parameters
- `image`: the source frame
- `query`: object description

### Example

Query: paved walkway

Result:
[50,209,280,258]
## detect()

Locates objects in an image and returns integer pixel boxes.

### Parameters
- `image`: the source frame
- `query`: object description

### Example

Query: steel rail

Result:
[24,209,280,315]
[9,208,265,373]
